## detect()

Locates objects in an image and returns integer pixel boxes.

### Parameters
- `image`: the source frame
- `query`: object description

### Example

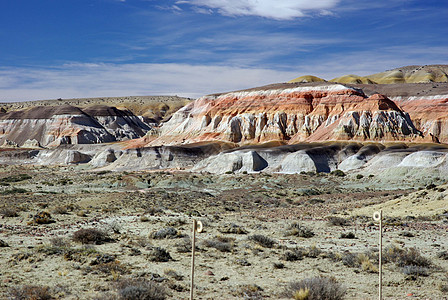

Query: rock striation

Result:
[0,105,152,147]
[147,83,421,146]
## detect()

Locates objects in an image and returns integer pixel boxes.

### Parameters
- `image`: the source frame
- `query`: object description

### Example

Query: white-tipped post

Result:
[190,220,203,300]
[373,210,383,300]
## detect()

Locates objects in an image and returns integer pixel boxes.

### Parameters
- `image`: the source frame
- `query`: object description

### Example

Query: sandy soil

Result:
[1,165,448,299]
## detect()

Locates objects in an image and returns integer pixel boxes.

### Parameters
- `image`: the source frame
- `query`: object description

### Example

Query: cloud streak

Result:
[176,0,341,19]
[0,63,298,102]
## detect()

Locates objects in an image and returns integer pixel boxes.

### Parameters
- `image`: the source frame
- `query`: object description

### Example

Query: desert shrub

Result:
[399,231,414,237]
[63,246,98,263]
[0,207,18,217]
[401,265,429,278]
[330,170,346,177]
[384,245,431,268]
[284,276,346,300]
[203,236,234,252]
[327,216,349,226]
[342,252,360,268]
[0,239,9,247]
[249,234,276,248]
[358,253,378,273]
[219,223,248,234]
[273,262,285,269]
[283,249,304,262]
[148,247,172,262]
[150,227,180,239]
[0,173,32,183]
[285,223,315,238]
[164,269,183,281]
[340,232,356,239]
[116,278,166,300]
[144,206,164,216]
[52,205,69,215]
[1,187,28,195]
[356,174,364,179]
[28,211,55,225]
[305,245,322,258]
[232,284,264,299]
[72,228,110,244]
[93,260,129,276]
[438,251,448,260]
[8,285,54,300]
[175,237,193,253]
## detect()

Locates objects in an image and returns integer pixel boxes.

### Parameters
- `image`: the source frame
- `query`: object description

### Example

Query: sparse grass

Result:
[327,216,349,226]
[203,236,235,252]
[8,285,54,300]
[232,284,264,299]
[285,276,346,300]
[0,207,18,217]
[218,223,248,234]
[249,234,276,248]
[72,228,111,244]
[150,227,180,239]
[285,223,315,238]
[383,245,431,268]
[115,278,166,300]
[283,249,304,261]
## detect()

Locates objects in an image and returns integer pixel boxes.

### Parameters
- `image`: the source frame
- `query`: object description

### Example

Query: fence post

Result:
[373,210,383,300]
[190,220,203,300]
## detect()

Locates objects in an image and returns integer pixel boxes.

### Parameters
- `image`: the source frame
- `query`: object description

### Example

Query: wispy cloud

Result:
[0,63,298,102]
[176,0,341,20]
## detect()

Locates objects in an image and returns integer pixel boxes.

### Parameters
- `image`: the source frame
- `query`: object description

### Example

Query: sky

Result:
[0,0,447,101]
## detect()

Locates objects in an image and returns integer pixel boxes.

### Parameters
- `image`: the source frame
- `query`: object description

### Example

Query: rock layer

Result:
[148,83,421,146]
[0,105,152,147]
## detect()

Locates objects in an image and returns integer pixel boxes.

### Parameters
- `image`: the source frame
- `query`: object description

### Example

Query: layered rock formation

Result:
[146,83,421,146]
[0,105,152,147]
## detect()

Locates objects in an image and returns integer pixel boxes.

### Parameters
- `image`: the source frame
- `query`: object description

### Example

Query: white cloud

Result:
[176,0,341,19]
[0,63,298,102]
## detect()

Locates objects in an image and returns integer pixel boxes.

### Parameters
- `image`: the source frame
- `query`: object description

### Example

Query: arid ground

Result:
[1,165,448,299]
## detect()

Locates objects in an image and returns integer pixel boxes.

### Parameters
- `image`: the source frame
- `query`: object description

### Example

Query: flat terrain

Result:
[1,165,448,299]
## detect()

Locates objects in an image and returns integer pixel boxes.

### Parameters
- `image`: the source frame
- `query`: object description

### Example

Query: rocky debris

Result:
[22,139,43,149]
[1,139,19,148]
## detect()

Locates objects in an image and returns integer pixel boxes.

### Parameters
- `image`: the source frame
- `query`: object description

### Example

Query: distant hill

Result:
[289,65,448,84]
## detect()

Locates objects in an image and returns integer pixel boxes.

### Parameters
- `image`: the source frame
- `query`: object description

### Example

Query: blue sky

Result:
[0,0,447,101]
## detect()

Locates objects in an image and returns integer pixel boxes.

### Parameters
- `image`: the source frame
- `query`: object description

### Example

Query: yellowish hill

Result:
[329,75,376,84]
[288,65,448,84]
[367,65,448,83]
[288,75,326,83]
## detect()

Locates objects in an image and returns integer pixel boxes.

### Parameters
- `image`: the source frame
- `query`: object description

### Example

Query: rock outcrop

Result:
[147,83,421,146]
[0,105,152,147]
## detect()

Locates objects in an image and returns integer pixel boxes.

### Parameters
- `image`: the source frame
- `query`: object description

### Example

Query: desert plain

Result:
[1,163,448,299]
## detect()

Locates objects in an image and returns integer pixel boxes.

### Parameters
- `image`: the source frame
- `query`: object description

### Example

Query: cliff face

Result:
[0,105,151,147]
[147,83,421,146]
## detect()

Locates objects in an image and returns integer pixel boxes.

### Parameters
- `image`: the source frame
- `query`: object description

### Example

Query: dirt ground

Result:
[1,165,448,299]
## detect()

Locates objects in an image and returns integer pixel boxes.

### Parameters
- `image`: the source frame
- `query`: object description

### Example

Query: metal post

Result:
[190,220,197,300]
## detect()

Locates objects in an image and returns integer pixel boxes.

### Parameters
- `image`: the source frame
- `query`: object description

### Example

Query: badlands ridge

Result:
[1,65,448,178]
